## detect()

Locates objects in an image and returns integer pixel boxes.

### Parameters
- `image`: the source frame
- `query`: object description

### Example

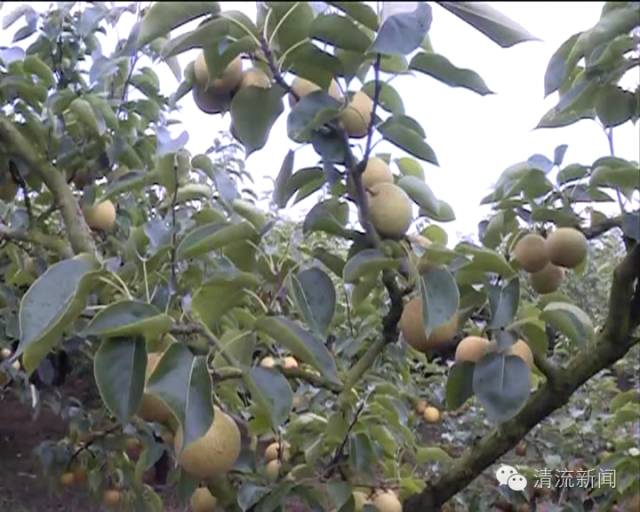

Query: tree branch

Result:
[0,117,97,257]
[580,214,623,240]
[404,243,640,511]
[0,224,73,258]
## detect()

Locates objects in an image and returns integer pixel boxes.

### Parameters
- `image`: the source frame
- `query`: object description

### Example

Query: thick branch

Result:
[404,244,640,511]
[0,117,96,257]
[0,224,73,258]
[581,215,623,240]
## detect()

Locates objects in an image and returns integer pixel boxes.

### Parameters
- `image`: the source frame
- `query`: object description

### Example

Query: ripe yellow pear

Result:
[513,233,549,273]
[545,227,587,268]
[529,262,564,294]
[240,68,271,89]
[260,356,275,368]
[138,352,173,424]
[0,178,18,202]
[362,157,393,189]
[415,399,428,414]
[399,297,458,352]
[340,91,373,138]
[192,86,232,114]
[190,487,217,512]
[455,336,491,364]
[423,406,441,423]
[367,182,413,238]
[83,200,116,231]
[265,459,282,482]
[60,472,75,486]
[509,340,534,369]
[288,77,341,106]
[265,441,291,462]
[372,490,402,512]
[194,53,243,93]
[103,489,122,507]
[283,356,298,369]
[174,407,241,479]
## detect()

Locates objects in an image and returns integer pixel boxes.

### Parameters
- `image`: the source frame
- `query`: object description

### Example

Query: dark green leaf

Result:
[176,221,258,260]
[273,150,294,208]
[244,367,293,428]
[410,52,493,95]
[310,13,372,52]
[557,163,589,185]
[540,302,594,347]
[137,2,220,48]
[362,80,404,114]
[487,277,520,329]
[311,247,346,278]
[596,85,635,128]
[439,2,538,48]
[287,90,341,142]
[473,352,531,422]
[343,248,400,284]
[290,267,336,335]
[544,33,581,96]
[379,117,438,164]
[418,266,460,338]
[94,337,146,424]
[230,87,283,155]
[283,43,342,90]
[303,198,349,237]
[328,2,378,31]
[84,301,173,339]
[446,362,475,410]
[553,144,569,167]
[371,3,432,56]
[147,344,214,449]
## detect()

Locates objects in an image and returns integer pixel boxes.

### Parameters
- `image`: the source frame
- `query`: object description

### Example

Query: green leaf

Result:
[379,116,438,164]
[487,277,520,329]
[544,33,581,96]
[137,2,220,48]
[283,43,342,90]
[439,2,538,48]
[273,150,294,208]
[446,362,475,410]
[410,52,493,95]
[456,243,516,277]
[266,2,314,53]
[287,90,341,142]
[243,367,293,429]
[361,80,404,115]
[94,337,146,424]
[557,163,589,185]
[371,3,432,56]
[310,13,372,52]
[213,330,256,368]
[343,248,400,283]
[84,301,173,339]
[303,198,349,237]
[590,164,639,190]
[22,55,55,87]
[231,199,269,232]
[70,98,102,136]
[394,157,424,180]
[230,85,285,155]
[255,316,340,385]
[540,302,594,347]
[17,254,99,373]
[147,344,214,450]
[415,446,453,464]
[473,353,531,423]
[418,266,460,338]
[192,270,260,329]
[202,36,257,82]
[397,175,439,214]
[312,247,346,278]
[290,267,336,335]
[328,2,379,31]
[176,221,258,260]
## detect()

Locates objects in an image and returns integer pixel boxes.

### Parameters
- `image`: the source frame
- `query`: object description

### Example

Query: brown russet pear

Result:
[530,262,564,294]
[367,182,413,238]
[546,227,588,268]
[513,233,549,273]
[400,297,458,352]
[455,336,491,363]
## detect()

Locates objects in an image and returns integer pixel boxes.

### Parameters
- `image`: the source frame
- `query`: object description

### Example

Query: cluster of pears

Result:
[415,399,442,424]
[263,440,291,482]
[192,51,377,140]
[259,354,299,370]
[454,335,534,369]
[352,488,402,512]
[512,227,588,294]
[354,157,413,239]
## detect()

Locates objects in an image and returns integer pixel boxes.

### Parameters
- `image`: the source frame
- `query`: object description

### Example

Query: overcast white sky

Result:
[2,2,639,242]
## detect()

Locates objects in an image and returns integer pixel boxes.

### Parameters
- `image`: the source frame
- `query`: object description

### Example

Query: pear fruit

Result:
[399,297,458,352]
[530,262,564,294]
[240,68,271,89]
[288,77,341,106]
[194,53,243,93]
[513,233,549,273]
[367,183,413,238]
[340,91,373,138]
[546,227,587,268]
[423,406,441,424]
[455,336,491,364]
[138,352,173,424]
[83,200,116,231]
[174,407,241,479]
[191,487,218,512]
[509,340,534,369]
[372,490,402,512]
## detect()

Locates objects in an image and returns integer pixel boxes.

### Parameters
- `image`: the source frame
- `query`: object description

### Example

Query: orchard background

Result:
[0,2,639,511]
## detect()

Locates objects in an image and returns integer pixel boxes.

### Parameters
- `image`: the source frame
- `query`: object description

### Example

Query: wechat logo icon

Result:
[496,464,528,491]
